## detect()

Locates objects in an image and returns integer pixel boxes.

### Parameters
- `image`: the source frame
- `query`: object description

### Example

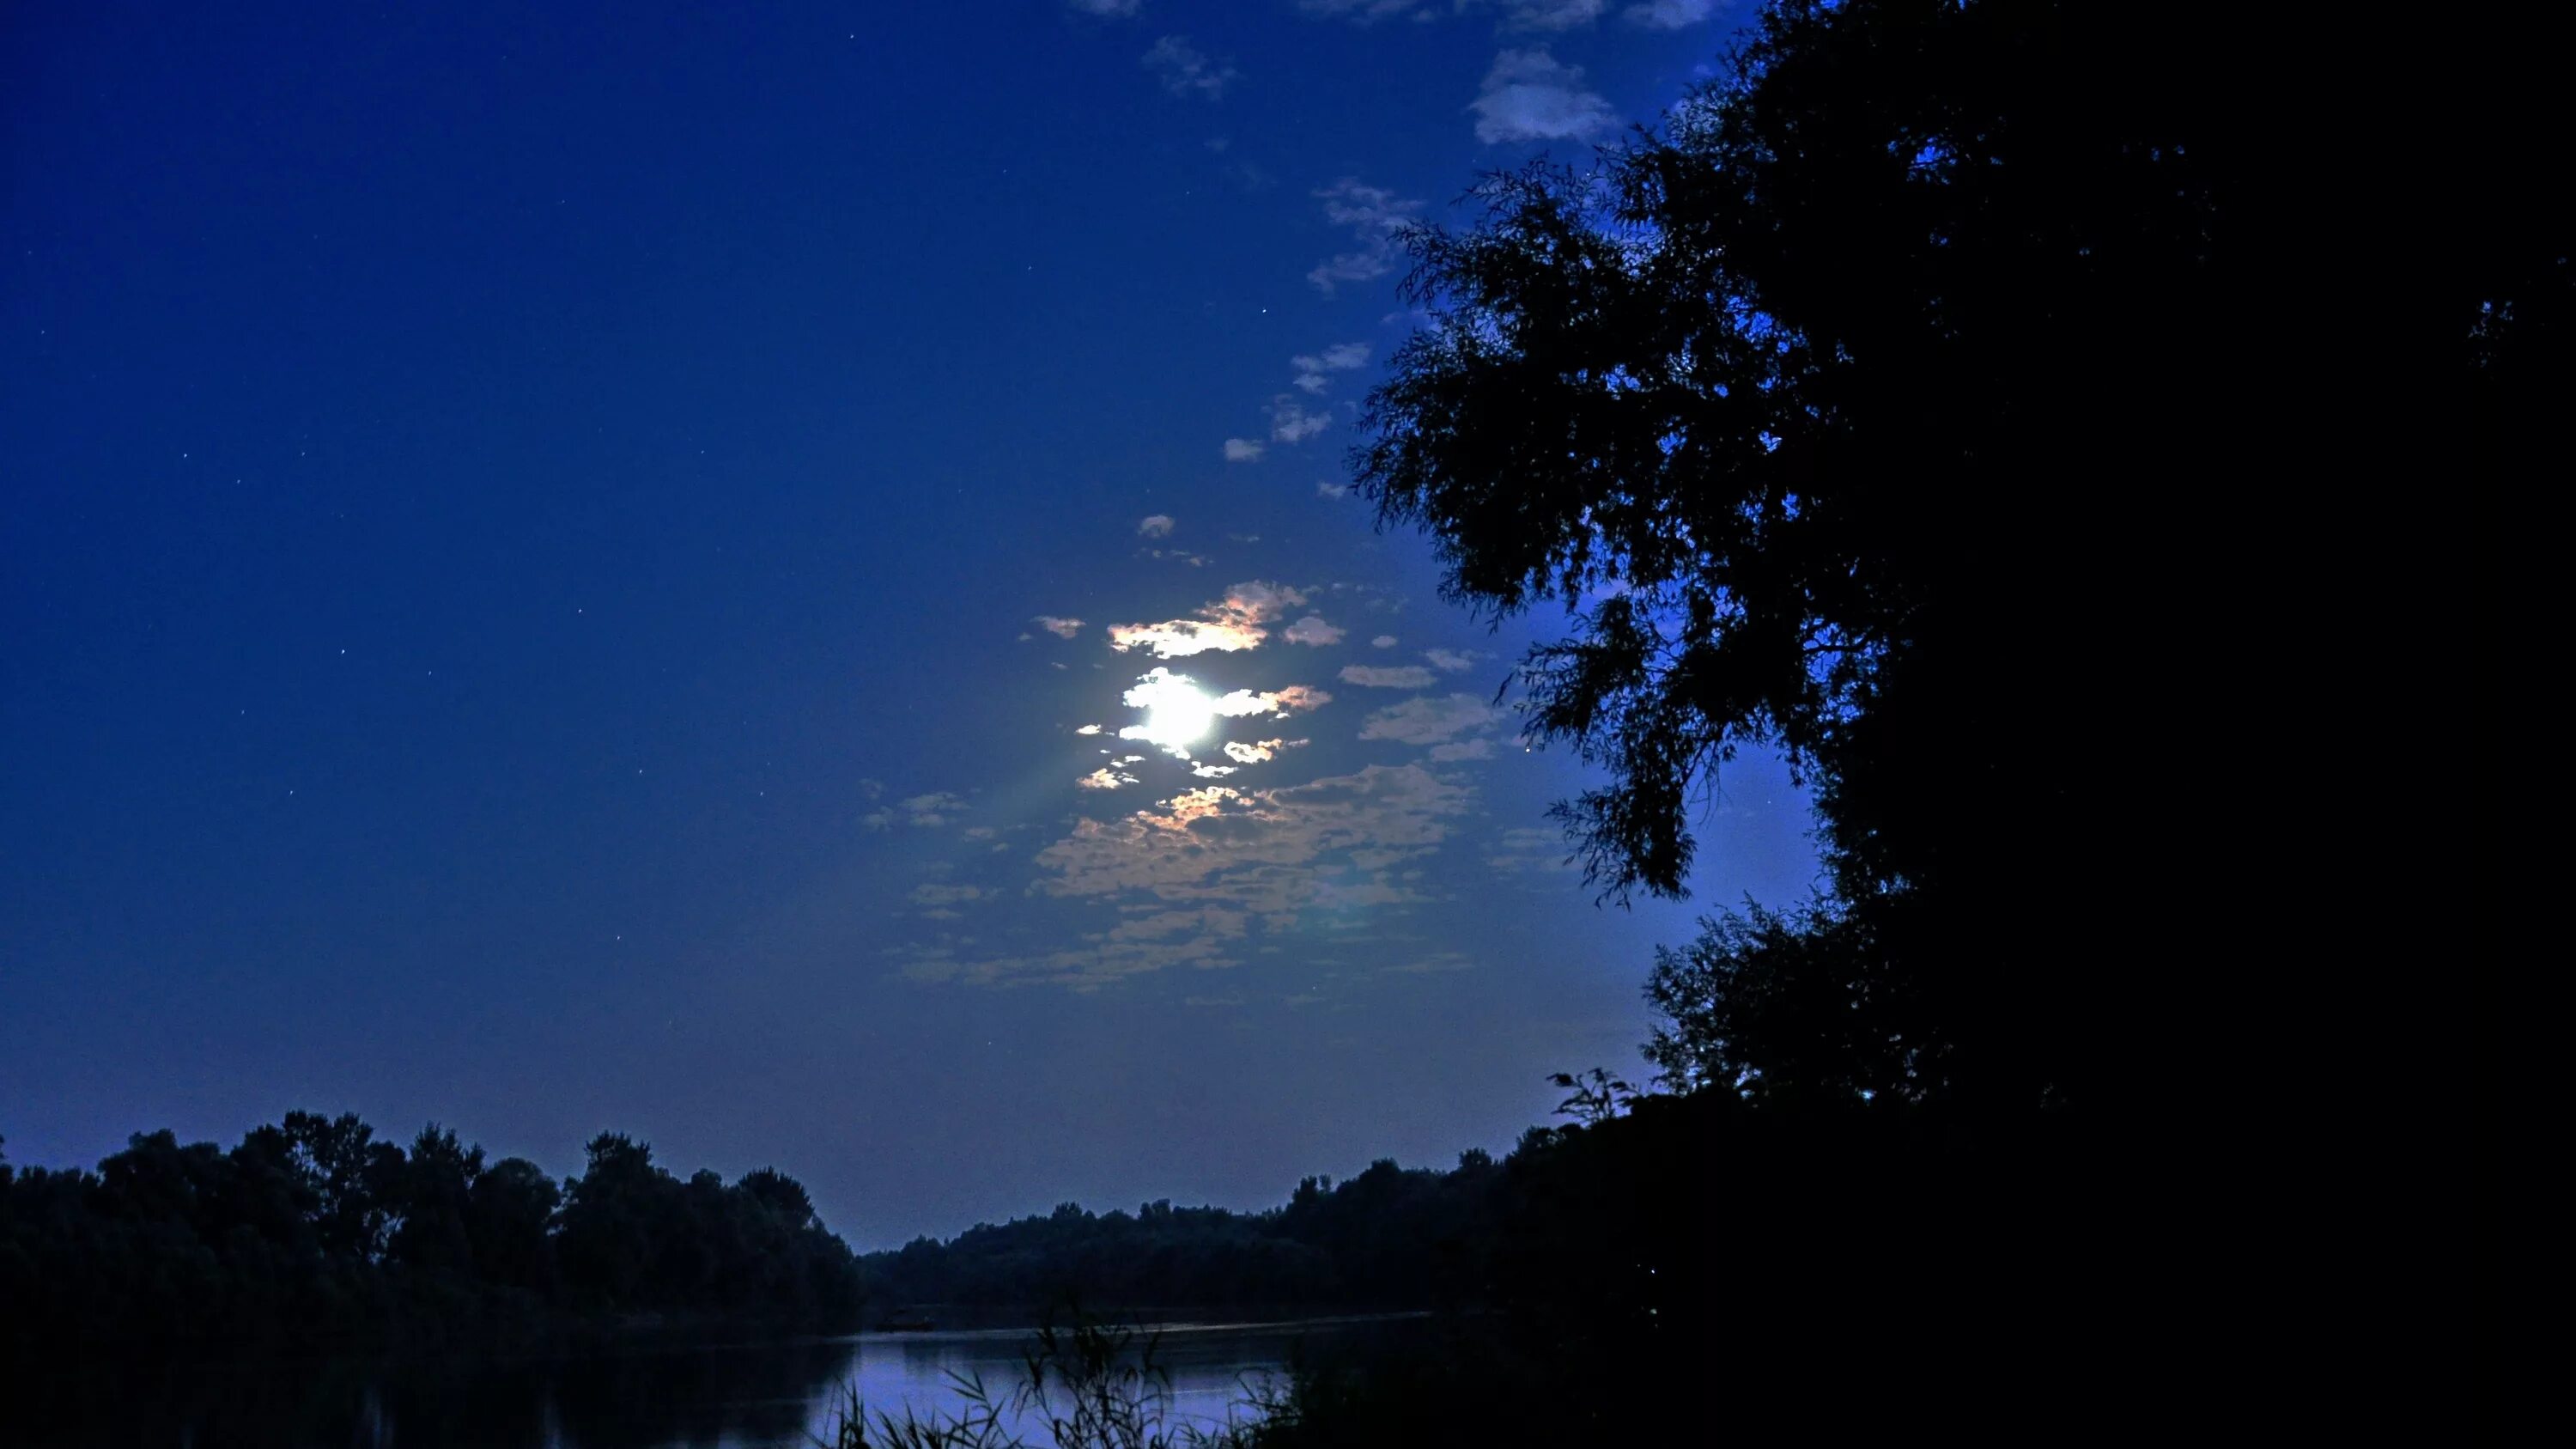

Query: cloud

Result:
[1142,35,1237,99]
[1308,180,1425,295]
[1489,0,1607,29]
[1428,737,1497,761]
[1208,682,1332,717]
[1136,514,1176,539]
[1284,615,1346,647]
[1291,342,1370,394]
[1269,396,1332,443]
[1316,480,1350,498]
[1033,615,1085,640]
[1079,765,1141,790]
[1223,737,1308,764]
[1224,437,1266,462]
[1295,0,1435,21]
[1421,648,1478,672]
[1358,693,1499,745]
[1115,667,1332,759]
[908,882,989,909]
[1339,664,1436,689]
[1077,723,1105,735]
[1371,635,1398,648]
[1470,48,1619,143]
[1109,580,1308,657]
[1624,0,1718,27]
[899,791,970,825]
[1068,0,1143,15]
[1387,950,1478,974]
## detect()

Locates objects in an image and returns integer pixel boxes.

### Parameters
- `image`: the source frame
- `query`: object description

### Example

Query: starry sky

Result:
[0,0,1815,1246]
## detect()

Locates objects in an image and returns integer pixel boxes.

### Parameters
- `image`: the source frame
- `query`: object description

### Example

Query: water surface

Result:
[9,1314,1416,1448]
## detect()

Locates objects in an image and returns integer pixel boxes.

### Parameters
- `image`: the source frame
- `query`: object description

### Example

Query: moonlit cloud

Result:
[1283,615,1346,647]
[1421,648,1477,672]
[1308,180,1425,295]
[1076,723,1105,735]
[1224,437,1266,462]
[1078,765,1141,790]
[1470,48,1618,143]
[1209,683,1332,718]
[1358,693,1499,746]
[1339,664,1436,689]
[1109,580,1308,658]
[1223,737,1308,764]
[912,751,1482,989]
[1142,35,1237,99]
[1291,342,1370,394]
[1136,514,1175,539]
[1033,615,1085,639]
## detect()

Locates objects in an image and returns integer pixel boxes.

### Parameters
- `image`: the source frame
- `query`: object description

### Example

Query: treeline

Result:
[862,1149,1504,1311]
[0,1117,862,1353]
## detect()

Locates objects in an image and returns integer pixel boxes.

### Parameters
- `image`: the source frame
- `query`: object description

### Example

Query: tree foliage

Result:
[0,1113,862,1351]
[1358,0,2539,1111]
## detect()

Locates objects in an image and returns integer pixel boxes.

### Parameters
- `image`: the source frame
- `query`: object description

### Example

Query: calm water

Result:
[6,1315,1419,1449]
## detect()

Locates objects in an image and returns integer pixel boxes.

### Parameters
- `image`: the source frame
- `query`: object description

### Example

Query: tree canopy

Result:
[1358,0,2538,1111]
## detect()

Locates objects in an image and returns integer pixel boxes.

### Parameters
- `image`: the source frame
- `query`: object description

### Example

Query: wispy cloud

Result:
[907,756,1477,989]
[867,790,973,829]
[1224,437,1266,462]
[1421,647,1478,672]
[1294,0,1435,21]
[1269,396,1333,443]
[1487,825,1578,874]
[1291,342,1370,394]
[1136,514,1176,539]
[1142,35,1237,99]
[1470,48,1618,143]
[1370,635,1399,648]
[1032,615,1085,640]
[1067,0,1144,15]
[1339,664,1436,689]
[1624,0,1719,28]
[1488,0,1607,30]
[1308,180,1425,295]
[1358,693,1499,745]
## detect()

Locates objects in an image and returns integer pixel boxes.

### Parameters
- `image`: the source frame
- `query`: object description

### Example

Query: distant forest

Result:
[0,1117,864,1352]
[3,1085,2086,1371]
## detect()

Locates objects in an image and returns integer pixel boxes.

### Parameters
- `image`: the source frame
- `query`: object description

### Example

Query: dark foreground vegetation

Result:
[0,1118,864,1352]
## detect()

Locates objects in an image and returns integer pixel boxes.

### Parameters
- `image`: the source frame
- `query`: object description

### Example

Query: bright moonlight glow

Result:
[1121,668,1219,754]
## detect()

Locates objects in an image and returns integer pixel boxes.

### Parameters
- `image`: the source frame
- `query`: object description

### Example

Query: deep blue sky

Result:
[1,1,1813,1246]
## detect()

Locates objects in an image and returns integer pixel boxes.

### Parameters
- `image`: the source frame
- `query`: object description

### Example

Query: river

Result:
[8,1313,1423,1448]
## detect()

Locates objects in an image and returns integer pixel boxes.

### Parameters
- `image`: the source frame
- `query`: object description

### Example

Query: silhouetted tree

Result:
[1357,0,2525,1113]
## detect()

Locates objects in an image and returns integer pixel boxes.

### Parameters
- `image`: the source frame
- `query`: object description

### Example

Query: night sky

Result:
[1,1,1814,1247]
